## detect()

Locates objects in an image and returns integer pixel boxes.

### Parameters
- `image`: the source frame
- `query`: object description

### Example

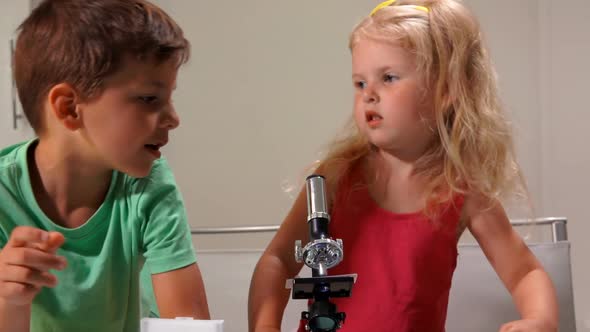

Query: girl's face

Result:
[352,38,436,159]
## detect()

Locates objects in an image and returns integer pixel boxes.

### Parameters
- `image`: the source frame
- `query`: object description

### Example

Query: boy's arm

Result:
[0,231,30,332]
[151,263,210,319]
[0,299,30,332]
[465,194,558,332]
[0,228,66,332]
[138,159,210,319]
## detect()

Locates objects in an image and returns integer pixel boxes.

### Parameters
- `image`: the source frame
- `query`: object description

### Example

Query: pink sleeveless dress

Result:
[297,171,463,332]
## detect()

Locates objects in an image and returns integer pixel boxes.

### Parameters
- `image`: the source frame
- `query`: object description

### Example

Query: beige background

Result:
[1,0,588,330]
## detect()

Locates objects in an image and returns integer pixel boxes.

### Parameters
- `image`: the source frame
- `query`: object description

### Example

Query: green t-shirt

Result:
[0,140,196,332]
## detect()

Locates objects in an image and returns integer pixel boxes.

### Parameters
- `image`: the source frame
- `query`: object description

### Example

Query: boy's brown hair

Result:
[14,0,190,133]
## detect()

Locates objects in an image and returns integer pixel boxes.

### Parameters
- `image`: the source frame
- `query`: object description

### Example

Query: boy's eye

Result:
[354,81,366,89]
[383,74,399,82]
[138,96,158,104]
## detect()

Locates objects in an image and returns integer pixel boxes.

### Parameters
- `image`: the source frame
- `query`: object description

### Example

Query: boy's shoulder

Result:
[122,157,177,192]
[116,157,181,209]
[0,141,32,194]
[0,141,28,171]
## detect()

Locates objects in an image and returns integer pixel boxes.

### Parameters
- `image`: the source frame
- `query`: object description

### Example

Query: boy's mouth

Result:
[145,142,165,158]
[144,138,168,150]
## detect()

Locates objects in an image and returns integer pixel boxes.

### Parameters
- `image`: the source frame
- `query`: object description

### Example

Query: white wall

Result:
[153,1,548,246]
[156,0,547,239]
[156,0,370,250]
[0,2,35,146]
[539,0,590,329]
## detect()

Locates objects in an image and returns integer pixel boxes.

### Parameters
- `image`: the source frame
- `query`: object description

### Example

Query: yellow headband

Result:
[370,0,429,16]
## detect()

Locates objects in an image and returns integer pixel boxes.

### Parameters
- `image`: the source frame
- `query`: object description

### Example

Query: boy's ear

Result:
[47,83,82,131]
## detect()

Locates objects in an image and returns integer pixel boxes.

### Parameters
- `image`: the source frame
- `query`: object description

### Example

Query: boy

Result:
[0,1,210,331]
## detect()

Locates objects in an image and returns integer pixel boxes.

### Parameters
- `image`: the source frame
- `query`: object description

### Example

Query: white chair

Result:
[194,248,305,332]
[189,217,576,332]
[446,217,576,331]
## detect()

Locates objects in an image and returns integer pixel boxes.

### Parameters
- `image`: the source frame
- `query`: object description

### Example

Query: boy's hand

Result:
[499,319,557,332]
[0,226,66,306]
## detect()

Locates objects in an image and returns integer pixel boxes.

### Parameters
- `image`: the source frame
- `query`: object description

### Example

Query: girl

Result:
[248,1,558,331]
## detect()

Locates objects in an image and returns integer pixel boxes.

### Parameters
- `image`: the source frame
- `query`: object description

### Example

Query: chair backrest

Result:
[446,242,576,332]
[195,250,261,332]
[193,249,307,332]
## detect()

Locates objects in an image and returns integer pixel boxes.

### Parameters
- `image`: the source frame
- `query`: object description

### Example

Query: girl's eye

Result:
[384,73,399,83]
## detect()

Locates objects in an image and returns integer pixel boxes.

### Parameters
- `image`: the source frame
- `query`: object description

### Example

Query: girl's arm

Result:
[464,194,558,332]
[248,187,308,332]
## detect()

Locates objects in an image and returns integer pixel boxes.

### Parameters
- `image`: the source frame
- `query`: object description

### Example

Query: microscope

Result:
[289,175,356,332]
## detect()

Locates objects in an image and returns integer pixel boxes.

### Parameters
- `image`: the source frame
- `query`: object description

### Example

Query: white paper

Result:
[141,318,224,332]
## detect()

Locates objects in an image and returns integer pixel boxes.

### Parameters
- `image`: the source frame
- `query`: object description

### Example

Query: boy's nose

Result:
[162,108,180,129]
